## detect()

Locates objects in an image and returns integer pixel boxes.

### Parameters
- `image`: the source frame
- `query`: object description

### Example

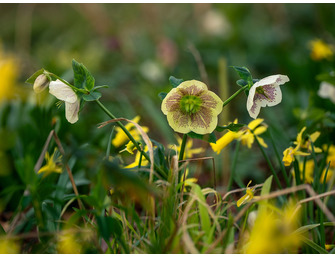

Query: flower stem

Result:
[48,72,87,94]
[222,84,249,109]
[95,99,167,179]
[227,140,240,191]
[178,134,188,162]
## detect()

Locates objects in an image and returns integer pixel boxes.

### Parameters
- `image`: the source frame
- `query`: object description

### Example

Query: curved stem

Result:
[222,84,249,109]
[95,99,167,179]
[48,72,87,94]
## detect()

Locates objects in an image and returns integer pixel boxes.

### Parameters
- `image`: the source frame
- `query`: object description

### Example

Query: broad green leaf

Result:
[96,216,123,241]
[293,223,320,236]
[169,76,184,88]
[82,91,102,101]
[258,175,273,212]
[158,92,167,100]
[72,59,95,91]
[25,68,45,84]
[216,123,245,132]
[231,66,253,84]
[187,131,216,144]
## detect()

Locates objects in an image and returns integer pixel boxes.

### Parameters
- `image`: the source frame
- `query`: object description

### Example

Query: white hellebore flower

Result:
[247,75,289,119]
[49,79,80,124]
[318,81,335,104]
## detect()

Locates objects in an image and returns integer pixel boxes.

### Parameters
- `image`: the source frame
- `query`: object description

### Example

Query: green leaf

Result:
[192,184,211,238]
[236,79,248,87]
[258,175,273,212]
[82,91,102,101]
[72,59,95,91]
[158,92,167,100]
[96,216,123,241]
[301,236,329,254]
[25,68,45,84]
[216,123,245,132]
[231,66,253,84]
[93,85,109,91]
[0,223,5,235]
[169,76,184,88]
[187,131,216,144]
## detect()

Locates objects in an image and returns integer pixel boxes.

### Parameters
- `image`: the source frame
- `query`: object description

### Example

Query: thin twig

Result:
[188,42,209,85]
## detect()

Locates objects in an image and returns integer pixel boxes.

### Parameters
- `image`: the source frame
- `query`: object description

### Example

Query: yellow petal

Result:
[253,126,267,135]
[283,147,294,166]
[296,127,306,145]
[257,136,268,148]
[177,80,208,91]
[210,131,236,154]
[248,118,264,130]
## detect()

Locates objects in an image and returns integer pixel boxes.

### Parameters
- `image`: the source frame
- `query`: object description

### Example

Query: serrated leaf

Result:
[231,66,253,84]
[72,59,95,91]
[82,91,102,101]
[169,76,184,88]
[158,92,167,100]
[187,131,216,144]
[25,68,45,84]
[216,123,245,132]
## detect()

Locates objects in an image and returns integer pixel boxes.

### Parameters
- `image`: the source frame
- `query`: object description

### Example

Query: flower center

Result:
[179,95,202,114]
[256,86,269,99]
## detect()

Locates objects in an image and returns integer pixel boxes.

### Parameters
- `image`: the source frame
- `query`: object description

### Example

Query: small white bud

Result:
[33,74,50,93]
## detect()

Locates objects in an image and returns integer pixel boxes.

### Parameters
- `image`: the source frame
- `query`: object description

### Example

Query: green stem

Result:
[48,72,87,94]
[253,133,282,189]
[222,84,249,109]
[227,140,240,191]
[95,99,167,179]
[178,134,188,162]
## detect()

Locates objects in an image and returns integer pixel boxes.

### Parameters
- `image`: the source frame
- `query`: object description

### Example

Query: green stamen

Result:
[256,87,269,99]
[180,95,202,114]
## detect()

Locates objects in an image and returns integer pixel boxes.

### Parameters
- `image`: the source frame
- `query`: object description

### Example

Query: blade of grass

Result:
[105,126,115,159]
[227,140,240,191]
[301,236,329,254]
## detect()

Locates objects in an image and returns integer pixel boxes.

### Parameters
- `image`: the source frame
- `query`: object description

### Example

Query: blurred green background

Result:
[1,3,335,208]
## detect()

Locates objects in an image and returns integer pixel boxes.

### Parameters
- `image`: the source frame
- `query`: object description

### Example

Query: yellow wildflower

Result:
[38,148,62,177]
[325,144,335,169]
[169,136,205,159]
[241,200,302,253]
[57,229,82,254]
[326,244,335,250]
[309,39,333,61]
[292,159,333,184]
[161,80,223,134]
[282,127,320,166]
[210,118,267,154]
[112,116,149,148]
[124,145,149,169]
[0,43,20,102]
[0,237,20,253]
[180,168,197,192]
[237,180,256,207]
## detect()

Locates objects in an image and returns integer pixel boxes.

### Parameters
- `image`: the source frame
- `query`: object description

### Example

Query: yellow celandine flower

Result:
[169,136,205,159]
[124,145,150,169]
[38,149,62,177]
[112,116,149,148]
[180,168,198,192]
[0,43,20,102]
[325,144,335,169]
[57,230,82,254]
[282,127,321,167]
[161,80,223,135]
[309,39,334,61]
[241,200,302,253]
[210,118,268,154]
[237,180,256,207]
[326,244,335,250]
[293,159,334,184]
[0,237,20,253]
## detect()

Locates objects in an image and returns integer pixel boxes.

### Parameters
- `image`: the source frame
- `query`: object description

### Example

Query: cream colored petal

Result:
[254,74,290,88]
[200,90,223,115]
[177,80,208,91]
[65,101,80,124]
[166,110,191,134]
[161,88,180,115]
[49,79,77,103]
[189,108,218,135]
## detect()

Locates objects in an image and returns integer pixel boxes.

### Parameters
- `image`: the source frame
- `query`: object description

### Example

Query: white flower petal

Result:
[49,79,78,103]
[65,101,80,124]
[318,82,335,104]
[253,74,289,88]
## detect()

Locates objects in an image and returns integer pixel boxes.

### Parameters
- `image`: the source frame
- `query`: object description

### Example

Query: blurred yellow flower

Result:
[169,136,205,159]
[57,230,82,254]
[241,200,302,253]
[282,127,320,166]
[161,80,223,135]
[124,145,149,169]
[0,43,20,102]
[112,116,149,148]
[0,237,20,253]
[293,159,334,184]
[325,144,335,169]
[180,168,197,192]
[210,118,267,154]
[38,148,62,177]
[237,180,256,207]
[309,39,333,61]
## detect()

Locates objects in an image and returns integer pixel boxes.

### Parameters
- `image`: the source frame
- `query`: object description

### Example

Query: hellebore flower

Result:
[49,79,80,124]
[161,80,223,135]
[247,75,289,119]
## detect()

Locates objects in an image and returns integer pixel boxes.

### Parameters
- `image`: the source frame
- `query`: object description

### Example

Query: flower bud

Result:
[33,74,50,93]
